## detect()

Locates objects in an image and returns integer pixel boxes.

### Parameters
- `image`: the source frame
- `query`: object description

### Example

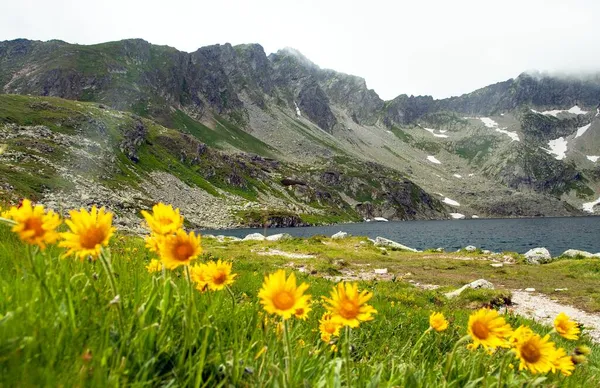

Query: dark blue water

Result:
[201,217,600,255]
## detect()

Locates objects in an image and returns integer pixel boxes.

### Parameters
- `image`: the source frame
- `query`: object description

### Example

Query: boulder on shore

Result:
[524,247,552,264]
[243,233,266,241]
[465,245,477,252]
[561,249,600,258]
[445,279,494,299]
[331,231,349,239]
[266,233,292,241]
[374,237,418,252]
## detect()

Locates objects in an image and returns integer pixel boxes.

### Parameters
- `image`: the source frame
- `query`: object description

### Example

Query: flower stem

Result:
[282,319,294,387]
[444,335,471,381]
[344,326,352,386]
[99,248,124,334]
[496,350,512,388]
[410,327,432,360]
[27,246,61,318]
[226,285,236,310]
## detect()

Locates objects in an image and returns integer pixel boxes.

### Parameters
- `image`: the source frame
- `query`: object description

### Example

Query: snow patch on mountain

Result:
[294,102,301,117]
[545,137,568,160]
[423,127,449,138]
[532,106,588,117]
[450,213,465,219]
[582,197,600,213]
[480,117,520,142]
[427,155,441,164]
[575,123,591,138]
[587,156,599,162]
[442,197,460,207]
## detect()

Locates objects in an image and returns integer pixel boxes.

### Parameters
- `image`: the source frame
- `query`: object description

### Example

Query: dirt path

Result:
[511,291,600,343]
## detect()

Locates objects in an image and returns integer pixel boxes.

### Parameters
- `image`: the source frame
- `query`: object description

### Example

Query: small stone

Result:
[525,288,536,292]
[445,279,494,298]
[374,268,388,274]
[535,310,550,319]
[374,236,418,252]
[465,245,477,252]
[266,233,292,241]
[243,233,266,241]
[331,231,348,239]
[554,288,568,292]
[490,263,503,268]
[482,250,491,254]
[561,249,599,258]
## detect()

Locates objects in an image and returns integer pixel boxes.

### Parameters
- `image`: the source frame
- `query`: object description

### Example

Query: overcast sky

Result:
[2,0,600,99]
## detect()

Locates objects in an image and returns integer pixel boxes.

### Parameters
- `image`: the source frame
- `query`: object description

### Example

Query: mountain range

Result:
[1,38,599,230]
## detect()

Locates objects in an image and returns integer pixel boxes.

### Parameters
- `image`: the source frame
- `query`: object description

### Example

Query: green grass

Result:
[1,224,599,386]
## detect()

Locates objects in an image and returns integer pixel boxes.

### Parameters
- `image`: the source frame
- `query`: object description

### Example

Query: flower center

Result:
[79,226,106,249]
[213,271,227,285]
[174,242,194,261]
[339,299,359,319]
[557,322,568,333]
[521,340,541,363]
[159,217,173,226]
[273,291,294,310]
[471,321,490,340]
[25,217,45,237]
[324,322,337,334]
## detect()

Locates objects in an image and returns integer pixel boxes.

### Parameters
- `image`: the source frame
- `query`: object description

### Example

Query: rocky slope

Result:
[1,38,600,221]
[0,95,447,231]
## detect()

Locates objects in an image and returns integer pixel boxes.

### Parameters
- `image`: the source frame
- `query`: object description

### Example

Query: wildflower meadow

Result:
[0,201,598,386]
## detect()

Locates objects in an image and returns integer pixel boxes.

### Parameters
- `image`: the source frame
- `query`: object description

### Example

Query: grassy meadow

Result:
[0,208,599,387]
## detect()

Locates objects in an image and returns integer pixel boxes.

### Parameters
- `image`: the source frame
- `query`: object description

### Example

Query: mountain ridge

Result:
[1,37,600,224]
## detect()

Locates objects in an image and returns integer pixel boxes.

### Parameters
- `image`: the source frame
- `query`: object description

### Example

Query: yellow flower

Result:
[258,270,311,320]
[4,199,61,249]
[319,312,342,342]
[429,312,449,332]
[146,259,162,273]
[554,313,580,340]
[158,229,202,269]
[467,308,512,350]
[322,282,377,328]
[190,264,208,291]
[513,329,559,374]
[203,259,237,291]
[141,203,184,236]
[145,233,162,253]
[294,304,312,320]
[553,347,575,376]
[60,206,115,259]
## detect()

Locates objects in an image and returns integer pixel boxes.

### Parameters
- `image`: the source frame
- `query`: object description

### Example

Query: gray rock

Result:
[331,231,349,239]
[465,245,477,252]
[266,233,292,241]
[243,233,266,241]
[203,234,216,239]
[435,247,444,252]
[525,288,536,292]
[374,236,418,252]
[524,247,552,264]
[482,249,492,254]
[490,263,503,268]
[374,268,388,274]
[561,249,599,258]
[445,279,494,298]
